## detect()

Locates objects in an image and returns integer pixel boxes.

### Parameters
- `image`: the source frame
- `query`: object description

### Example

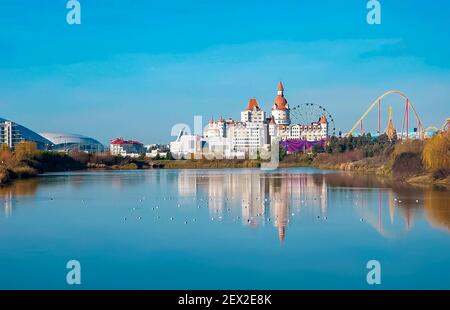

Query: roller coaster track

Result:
[346,91,423,139]
[442,118,450,133]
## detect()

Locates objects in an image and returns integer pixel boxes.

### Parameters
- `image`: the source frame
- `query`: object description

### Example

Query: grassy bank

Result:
[280,132,450,189]
[151,159,261,170]
[0,142,261,186]
[2,131,449,190]
[0,142,153,185]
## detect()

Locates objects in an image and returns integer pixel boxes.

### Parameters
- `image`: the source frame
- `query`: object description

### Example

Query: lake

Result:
[0,168,449,289]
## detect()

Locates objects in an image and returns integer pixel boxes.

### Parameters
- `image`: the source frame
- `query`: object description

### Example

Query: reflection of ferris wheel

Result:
[290,103,336,136]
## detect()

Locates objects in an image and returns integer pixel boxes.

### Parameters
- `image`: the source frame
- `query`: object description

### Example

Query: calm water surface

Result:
[0,168,449,289]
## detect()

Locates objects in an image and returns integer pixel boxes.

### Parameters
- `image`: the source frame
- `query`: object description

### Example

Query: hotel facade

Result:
[171,82,329,159]
[110,138,146,158]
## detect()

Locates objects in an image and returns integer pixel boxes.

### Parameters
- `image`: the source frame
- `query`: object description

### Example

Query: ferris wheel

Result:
[290,103,337,136]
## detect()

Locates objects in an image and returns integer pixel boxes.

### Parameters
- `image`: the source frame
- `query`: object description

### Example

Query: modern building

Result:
[110,138,145,158]
[40,132,104,153]
[0,117,52,150]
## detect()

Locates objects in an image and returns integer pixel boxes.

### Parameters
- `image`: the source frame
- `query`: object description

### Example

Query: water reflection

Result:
[178,171,330,241]
[175,170,450,240]
[1,170,449,241]
[0,179,39,218]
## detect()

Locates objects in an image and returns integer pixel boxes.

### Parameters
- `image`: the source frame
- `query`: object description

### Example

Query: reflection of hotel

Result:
[177,171,329,241]
[3,191,12,218]
[2,172,448,241]
[173,171,447,241]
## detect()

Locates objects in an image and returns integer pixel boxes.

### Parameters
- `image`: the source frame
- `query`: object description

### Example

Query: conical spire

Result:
[386,106,397,141]
[277,81,284,92]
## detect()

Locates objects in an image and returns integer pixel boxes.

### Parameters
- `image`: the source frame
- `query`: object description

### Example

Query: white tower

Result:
[319,115,328,139]
[271,82,290,125]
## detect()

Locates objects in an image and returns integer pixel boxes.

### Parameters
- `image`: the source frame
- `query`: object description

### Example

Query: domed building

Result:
[40,132,104,153]
[271,82,291,125]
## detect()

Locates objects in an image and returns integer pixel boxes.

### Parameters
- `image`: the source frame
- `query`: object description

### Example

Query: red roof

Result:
[277,81,284,92]
[274,96,288,110]
[110,138,143,145]
[246,98,260,111]
[273,82,288,110]
[319,115,328,124]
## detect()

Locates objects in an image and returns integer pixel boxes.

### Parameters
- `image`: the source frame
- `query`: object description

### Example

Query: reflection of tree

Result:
[424,190,450,232]
[192,171,450,240]
[391,185,424,231]
[324,173,388,188]
[0,179,39,197]
[0,179,39,217]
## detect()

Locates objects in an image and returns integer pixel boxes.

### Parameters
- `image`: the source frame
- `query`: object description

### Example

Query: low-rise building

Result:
[169,129,203,159]
[145,144,170,159]
[110,138,145,158]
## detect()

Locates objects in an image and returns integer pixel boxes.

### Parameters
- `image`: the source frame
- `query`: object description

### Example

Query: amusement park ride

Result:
[442,118,450,134]
[346,90,424,140]
[290,103,336,136]
[285,90,447,153]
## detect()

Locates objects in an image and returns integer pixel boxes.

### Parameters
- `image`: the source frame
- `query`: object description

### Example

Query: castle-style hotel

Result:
[170,82,329,159]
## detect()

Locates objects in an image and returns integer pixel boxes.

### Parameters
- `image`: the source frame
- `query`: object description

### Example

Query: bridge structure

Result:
[346,90,424,140]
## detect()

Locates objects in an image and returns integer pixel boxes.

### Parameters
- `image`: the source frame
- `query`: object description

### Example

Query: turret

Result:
[271,82,291,125]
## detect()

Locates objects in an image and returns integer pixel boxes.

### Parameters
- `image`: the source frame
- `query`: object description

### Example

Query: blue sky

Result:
[0,0,449,144]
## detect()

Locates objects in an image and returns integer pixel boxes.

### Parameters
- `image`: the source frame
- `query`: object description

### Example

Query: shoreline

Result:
[2,159,449,190]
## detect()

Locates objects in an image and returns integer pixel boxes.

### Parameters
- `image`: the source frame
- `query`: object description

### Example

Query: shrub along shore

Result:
[278,132,450,188]
[1,131,449,189]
